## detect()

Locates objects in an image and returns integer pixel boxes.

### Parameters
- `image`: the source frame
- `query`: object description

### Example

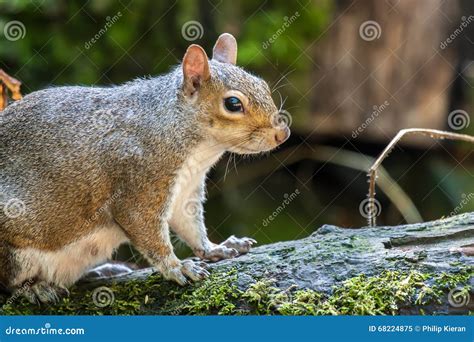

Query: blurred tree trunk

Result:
[310,0,460,144]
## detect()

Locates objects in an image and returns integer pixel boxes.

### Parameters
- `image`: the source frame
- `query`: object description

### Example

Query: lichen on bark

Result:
[1,213,473,315]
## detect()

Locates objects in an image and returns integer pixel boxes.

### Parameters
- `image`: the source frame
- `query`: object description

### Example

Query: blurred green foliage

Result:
[0,0,330,100]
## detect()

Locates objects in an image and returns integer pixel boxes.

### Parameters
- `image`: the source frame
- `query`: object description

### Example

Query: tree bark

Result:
[76,212,474,315]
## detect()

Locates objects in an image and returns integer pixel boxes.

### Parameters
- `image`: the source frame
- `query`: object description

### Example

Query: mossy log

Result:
[2,213,473,315]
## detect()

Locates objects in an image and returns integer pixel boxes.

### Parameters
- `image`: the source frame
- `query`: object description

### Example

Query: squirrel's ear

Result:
[182,44,210,97]
[212,33,237,65]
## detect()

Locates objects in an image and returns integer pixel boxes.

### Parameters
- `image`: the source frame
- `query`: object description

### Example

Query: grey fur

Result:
[0,39,289,304]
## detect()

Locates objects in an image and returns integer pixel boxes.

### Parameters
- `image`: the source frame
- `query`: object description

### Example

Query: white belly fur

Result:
[13,224,129,287]
[171,140,225,214]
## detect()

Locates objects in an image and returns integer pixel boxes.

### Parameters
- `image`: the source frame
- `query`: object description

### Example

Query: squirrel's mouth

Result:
[230,144,274,155]
[239,147,262,154]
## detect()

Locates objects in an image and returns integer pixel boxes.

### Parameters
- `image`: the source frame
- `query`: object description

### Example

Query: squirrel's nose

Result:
[274,126,290,145]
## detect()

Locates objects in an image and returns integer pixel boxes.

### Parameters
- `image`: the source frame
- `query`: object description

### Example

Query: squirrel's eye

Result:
[224,96,243,113]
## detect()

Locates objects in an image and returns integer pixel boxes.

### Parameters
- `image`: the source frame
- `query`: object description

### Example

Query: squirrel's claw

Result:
[160,259,209,285]
[187,259,210,270]
[194,236,257,262]
[181,260,210,281]
[194,245,239,262]
[20,281,69,304]
[220,235,257,254]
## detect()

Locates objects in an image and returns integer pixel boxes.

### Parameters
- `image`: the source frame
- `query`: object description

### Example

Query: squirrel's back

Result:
[0,71,200,239]
[0,69,200,171]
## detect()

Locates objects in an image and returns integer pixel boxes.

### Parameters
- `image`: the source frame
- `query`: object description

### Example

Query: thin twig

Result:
[367,128,474,227]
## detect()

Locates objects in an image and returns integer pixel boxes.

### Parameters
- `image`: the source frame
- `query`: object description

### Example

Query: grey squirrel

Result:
[0,33,290,304]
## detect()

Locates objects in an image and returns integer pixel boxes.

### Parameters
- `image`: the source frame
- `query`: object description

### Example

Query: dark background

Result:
[1,0,473,260]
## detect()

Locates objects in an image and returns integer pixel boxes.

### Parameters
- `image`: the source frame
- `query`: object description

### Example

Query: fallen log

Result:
[1,213,473,315]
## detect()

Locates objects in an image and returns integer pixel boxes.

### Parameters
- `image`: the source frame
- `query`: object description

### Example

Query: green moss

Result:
[1,267,471,315]
[242,268,472,315]
[433,269,472,290]
[1,273,164,315]
[326,271,431,314]
[241,279,289,314]
[239,272,431,315]
[277,289,327,315]
[164,269,240,315]
[0,269,241,316]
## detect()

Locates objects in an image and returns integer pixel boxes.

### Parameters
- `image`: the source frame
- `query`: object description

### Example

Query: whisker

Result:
[280,96,288,112]
[272,82,290,95]
[186,135,254,177]
[232,153,238,175]
[194,132,251,153]
[283,105,299,112]
[224,153,232,181]
[276,90,283,112]
[271,69,295,93]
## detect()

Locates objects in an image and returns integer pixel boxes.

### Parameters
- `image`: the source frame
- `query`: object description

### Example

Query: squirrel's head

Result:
[180,33,290,154]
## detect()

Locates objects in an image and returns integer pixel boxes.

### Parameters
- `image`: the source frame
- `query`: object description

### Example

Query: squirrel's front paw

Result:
[194,236,257,262]
[159,259,210,285]
[194,244,239,262]
[220,235,257,254]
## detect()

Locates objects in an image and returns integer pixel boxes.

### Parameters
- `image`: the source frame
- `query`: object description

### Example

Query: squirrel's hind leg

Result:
[0,244,67,304]
[0,241,17,293]
[3,224,128,304]
[19,281,69,304]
